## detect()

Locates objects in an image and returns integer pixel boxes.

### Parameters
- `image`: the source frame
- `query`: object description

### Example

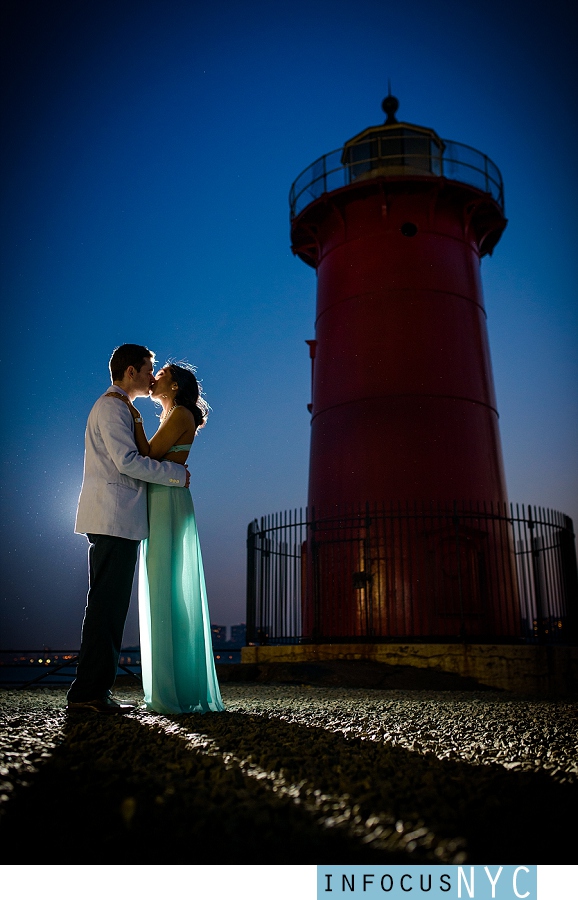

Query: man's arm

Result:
[97,396,188,487]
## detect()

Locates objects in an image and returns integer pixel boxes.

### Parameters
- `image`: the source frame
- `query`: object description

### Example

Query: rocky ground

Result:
[1,663,577,864]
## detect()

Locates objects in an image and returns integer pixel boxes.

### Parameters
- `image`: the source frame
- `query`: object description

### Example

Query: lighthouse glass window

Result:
[346,128,441,181]
[401,131,436,173]
[378,128,430,169]
[346,139,377,179]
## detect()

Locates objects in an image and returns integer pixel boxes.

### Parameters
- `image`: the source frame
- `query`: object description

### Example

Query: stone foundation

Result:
[241,642,578,696]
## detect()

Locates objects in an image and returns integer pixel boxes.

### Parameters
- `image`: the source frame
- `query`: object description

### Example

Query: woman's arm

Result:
[131,415,151,457]
[105,393,151,456]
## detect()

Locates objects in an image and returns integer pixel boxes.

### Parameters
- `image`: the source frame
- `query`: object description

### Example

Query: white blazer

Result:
[75,388,187,540]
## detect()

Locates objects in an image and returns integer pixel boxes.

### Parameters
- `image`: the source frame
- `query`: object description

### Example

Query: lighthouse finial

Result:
[381,85,399,124]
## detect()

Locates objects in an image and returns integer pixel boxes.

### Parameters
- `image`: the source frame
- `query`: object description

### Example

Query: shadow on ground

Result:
[1,683,575,864]
[0,707,404,864]
[216,659,498,691]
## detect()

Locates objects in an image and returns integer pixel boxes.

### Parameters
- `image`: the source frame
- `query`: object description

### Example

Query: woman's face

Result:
[150,367,178,399]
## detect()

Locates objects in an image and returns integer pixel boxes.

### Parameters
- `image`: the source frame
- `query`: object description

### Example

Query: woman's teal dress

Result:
[138,444,224,714]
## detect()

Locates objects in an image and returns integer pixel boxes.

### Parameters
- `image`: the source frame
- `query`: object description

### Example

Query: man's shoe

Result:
[67,697,135,714]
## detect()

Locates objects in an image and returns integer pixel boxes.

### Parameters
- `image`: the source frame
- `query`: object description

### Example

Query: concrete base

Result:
[241,642,578,696]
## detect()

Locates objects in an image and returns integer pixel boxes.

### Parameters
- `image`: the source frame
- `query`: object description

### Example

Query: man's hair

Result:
[109,344,154,382]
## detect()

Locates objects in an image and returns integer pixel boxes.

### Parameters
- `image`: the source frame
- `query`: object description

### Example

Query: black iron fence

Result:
[247,503,578,645]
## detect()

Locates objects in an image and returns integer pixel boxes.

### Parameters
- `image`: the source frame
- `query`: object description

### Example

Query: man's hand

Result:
[184,465,190,489]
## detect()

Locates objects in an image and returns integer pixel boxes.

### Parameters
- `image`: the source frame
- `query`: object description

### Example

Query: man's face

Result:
[132,357,156,397]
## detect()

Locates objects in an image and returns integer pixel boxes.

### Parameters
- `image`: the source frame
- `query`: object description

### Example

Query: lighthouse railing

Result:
[289,138,504,219]
[246,503,577,646]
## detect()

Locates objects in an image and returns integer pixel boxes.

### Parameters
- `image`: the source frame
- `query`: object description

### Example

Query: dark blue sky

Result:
[1,0,576,648]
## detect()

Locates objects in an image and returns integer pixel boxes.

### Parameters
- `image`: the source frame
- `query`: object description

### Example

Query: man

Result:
[67,344,190,713]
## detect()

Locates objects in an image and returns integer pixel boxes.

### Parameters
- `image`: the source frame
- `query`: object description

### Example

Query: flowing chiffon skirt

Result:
[139,483,224,714]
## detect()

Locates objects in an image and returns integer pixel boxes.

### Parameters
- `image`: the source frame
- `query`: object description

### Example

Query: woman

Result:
[109,362,224,714]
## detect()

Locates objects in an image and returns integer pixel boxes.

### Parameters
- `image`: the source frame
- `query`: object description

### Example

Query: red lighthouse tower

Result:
[293,95,508,510]
[291,95,519,640]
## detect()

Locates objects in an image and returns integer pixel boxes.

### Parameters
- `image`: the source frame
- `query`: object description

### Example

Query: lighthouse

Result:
[292,95,508,512]
[244,92,577,676]
[290,95,519,640]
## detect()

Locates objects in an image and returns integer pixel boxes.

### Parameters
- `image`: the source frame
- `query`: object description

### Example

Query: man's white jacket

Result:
[75,388,186,540]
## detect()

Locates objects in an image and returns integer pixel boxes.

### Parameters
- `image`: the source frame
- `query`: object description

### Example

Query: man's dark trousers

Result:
[67,533,139,702]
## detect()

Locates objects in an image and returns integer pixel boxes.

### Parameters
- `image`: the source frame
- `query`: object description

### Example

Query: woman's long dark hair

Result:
[166,362,209,430]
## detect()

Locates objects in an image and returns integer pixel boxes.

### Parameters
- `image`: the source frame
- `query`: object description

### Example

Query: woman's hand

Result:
[105,392,139,419]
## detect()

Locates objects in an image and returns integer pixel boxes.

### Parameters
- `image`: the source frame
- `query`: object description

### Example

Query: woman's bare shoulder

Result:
[173,405,196,422]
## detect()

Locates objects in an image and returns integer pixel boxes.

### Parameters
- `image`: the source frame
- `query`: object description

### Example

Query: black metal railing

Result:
[0,651,142,688]
[247,503,578,646]
[0,647,242,686]
[289,137,504,219]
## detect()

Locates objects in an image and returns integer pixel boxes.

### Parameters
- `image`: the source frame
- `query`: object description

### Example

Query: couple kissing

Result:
[67,343,224,716]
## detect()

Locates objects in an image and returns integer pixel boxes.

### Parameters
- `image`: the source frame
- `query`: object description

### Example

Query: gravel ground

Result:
[1,682,576,864]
